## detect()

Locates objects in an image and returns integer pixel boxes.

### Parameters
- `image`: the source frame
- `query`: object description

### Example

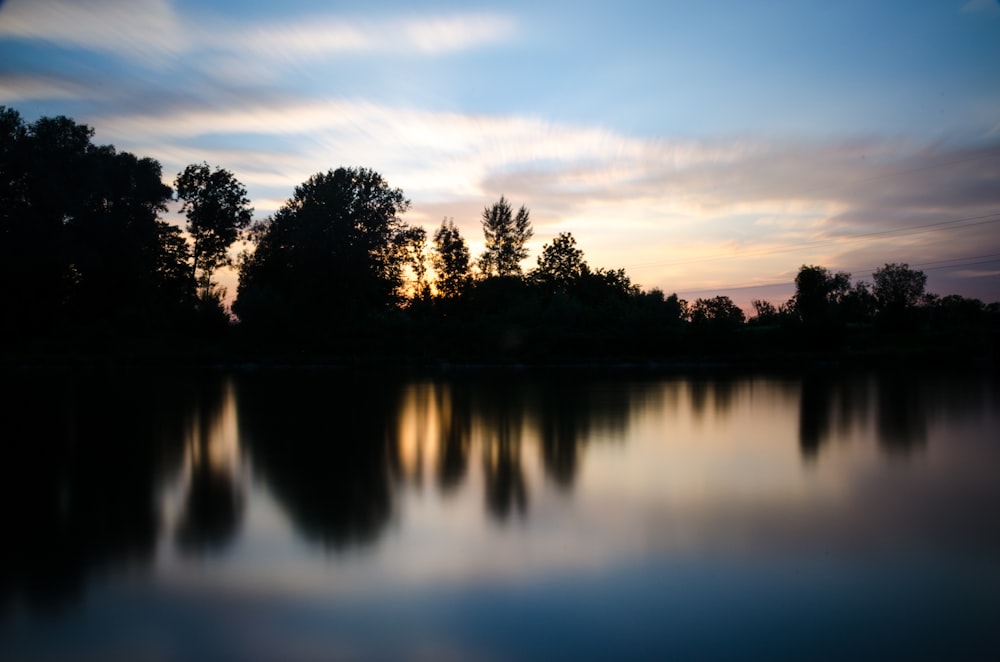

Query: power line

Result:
[625,211,1000,271]
[672,254,1000,298]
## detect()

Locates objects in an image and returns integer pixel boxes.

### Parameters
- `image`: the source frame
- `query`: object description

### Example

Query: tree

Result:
[840,280,876,324]
[690,296,745,329]
[792,265,851,326]
[533,232,588,292]
[175,163,253,295]
[399,225,429,300]
[66,145,178,325]
[1,109,91,336]
[0,106,191,338]
[235,167,412,329]
[873,263,926,322]
[431,218,471,298]
[479,196,533,278]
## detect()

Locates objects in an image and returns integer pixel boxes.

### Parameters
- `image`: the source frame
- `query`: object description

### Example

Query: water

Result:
[2,368,998,660]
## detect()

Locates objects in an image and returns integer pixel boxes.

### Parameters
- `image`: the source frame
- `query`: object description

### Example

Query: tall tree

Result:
[66,145,178,324]
[400,225,429,300]
[235,167,412,329]
[175,163,253,295]
[873,263,926,320]
[479,196,533,278]
[792,265,851,327]
[431,218,471,298]
[1,109,91,335]
[533,232,588,293]
[1,107,190,337]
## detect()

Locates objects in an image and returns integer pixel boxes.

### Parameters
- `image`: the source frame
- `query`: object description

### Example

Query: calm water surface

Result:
[1,368,998,660]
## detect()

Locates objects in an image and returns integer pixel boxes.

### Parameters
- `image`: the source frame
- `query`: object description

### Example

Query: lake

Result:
[2,367,999,660]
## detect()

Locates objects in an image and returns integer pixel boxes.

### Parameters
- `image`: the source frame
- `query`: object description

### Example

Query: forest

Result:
[2,106,997,366]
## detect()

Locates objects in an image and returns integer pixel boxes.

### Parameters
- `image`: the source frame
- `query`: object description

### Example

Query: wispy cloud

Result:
[84,93,1000,305]
[0,1,517,64]
[218,12,518,60]
[0,0,187,61]
[4,1,997,305]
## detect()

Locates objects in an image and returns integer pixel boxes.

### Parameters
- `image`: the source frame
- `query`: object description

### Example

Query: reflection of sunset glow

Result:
[185,379,241,475]
[396,383,445,481]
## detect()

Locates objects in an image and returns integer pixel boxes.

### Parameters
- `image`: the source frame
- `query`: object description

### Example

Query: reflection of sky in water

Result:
[3,371,999,659]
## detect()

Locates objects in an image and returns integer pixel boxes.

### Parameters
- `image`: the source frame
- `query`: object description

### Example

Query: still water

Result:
[1,368,998,660]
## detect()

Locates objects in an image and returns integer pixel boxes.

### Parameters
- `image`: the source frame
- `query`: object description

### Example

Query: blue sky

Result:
[2,0,999,307]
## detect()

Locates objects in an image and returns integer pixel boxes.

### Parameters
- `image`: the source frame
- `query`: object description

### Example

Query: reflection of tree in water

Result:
[797,371,935,460]
[474,380,529,521]
[175,378,244,555]
[235,371,401,551]
[529,375,635,489]
[799,375,842,460]
[0,370,191,611]
[687,375,740,421]
[436,385,472,494]
[424,373,642,521]
[874,374,927,455]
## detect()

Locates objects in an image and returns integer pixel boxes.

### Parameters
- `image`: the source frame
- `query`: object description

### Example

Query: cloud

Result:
[217,12,517,60]
[0,72,89,102]
[0,1,516,66]
[0,0,186,61]
[87,94,1000,307]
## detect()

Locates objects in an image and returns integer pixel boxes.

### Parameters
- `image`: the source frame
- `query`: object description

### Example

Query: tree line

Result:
[2,107,996,364]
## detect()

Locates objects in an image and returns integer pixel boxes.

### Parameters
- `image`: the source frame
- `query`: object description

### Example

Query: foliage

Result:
[748,299,793,325]
[690,296,746,329]
[873,263,926,322]
[175,163,253,293]
[432,218,471,298]
[0,106,193,340]
[404,225,431,300]
[5,104,999,365]
[234,167,412,330]
[792,265,852,327]
[533,232,588,293]
[479,196,533,278]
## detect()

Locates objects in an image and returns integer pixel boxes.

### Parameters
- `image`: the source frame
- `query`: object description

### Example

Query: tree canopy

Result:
[234,167,413,330]
[533,232,588,293]
[5,105,998,365]
[0,106,191,340]
[432,219,471,298]
[175,163,253,295]
[479,196,533,278]
[873,263,926,318]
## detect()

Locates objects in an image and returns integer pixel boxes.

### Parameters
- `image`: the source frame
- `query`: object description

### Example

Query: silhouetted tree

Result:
[431,218,471,298]
[841,280,877,324]
[873,263,926,328]
[66,145,182,327]
[235,167,412,331]
[928,294,986,328]
[690,295,745,329]
[175,163,253,297]
[400,224,429,300]
[532,231,587,293]
[749,299,794,326]
[1,109,88,336]
[792,265,851,327]
[479,196,533,278]
[1,107,198,342]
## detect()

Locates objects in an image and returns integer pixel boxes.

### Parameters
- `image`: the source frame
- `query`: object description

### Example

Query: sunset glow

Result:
[2,0,998,309]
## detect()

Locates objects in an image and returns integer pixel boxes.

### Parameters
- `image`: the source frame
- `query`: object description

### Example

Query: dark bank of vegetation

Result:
[2,106,998,368]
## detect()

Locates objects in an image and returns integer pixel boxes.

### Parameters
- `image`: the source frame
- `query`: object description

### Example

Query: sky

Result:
[2,0,1000,309]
